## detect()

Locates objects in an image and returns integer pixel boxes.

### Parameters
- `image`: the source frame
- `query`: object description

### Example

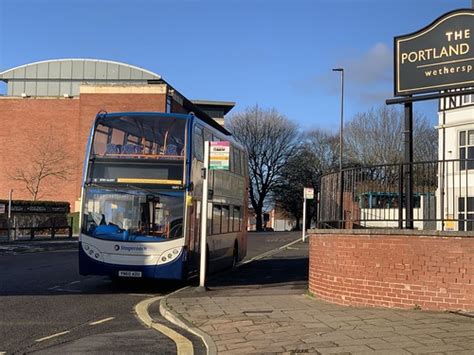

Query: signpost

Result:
[199,141,230,289]
[388,9,474,229]
[302,187,314,242]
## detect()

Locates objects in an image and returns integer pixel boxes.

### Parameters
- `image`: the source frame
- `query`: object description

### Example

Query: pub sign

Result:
[395,9,474,96]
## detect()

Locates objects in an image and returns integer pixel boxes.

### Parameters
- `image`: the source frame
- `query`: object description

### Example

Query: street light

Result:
[332,68,344,171]
[333,68,344,227]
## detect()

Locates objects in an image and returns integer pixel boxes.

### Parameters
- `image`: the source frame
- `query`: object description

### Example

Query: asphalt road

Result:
[0,231,299,354]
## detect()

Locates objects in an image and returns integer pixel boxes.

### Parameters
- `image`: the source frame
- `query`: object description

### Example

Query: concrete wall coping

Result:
[308,228,474,238]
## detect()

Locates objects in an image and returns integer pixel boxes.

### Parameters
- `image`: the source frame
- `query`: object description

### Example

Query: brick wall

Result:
[309,230,474,311]
[0,92,169,210]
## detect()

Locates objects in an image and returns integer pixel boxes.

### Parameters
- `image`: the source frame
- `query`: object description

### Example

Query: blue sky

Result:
[0,0,471,131]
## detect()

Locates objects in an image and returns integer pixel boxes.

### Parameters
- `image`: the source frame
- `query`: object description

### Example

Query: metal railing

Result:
[318,159,474,231]
[0,217,74,242]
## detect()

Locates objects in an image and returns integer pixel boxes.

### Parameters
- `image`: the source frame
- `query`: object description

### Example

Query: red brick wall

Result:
[309,231,474,311]
[0,98,81,208]
[0,93,169,210]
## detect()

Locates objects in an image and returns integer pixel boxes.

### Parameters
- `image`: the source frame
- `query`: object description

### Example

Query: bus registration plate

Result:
[118,271,142,278]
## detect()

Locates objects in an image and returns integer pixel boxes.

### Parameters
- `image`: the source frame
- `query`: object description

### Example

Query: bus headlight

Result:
[82,243,103,262]
[157,247,182,265]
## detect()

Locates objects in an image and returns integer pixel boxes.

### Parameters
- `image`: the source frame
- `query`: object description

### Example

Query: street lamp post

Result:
[333,68,344,227]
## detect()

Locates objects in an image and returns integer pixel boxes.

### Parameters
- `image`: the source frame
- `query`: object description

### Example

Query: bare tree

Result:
[273,145,320,230]
[344,106,437,165]
[227,105,299,231]
[305,129,341,171]
[10,134,73,201]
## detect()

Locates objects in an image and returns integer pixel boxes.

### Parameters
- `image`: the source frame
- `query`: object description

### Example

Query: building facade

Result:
[0,59,235,211]
[437,92,474,231]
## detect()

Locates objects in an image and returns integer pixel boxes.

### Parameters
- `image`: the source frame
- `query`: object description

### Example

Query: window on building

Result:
[458,197,474,231]
[459,130,474,170]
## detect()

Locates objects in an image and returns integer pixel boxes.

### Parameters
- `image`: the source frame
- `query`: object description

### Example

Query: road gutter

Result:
[135,296,194,354]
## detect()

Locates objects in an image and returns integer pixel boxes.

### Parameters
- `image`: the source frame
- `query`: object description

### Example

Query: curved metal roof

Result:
[0,58,161,97]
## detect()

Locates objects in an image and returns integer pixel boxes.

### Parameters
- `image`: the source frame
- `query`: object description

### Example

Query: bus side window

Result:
[212,205,222,235]
[233,149,241,175]
[194,126,204,161]
[221,206,230,233]
[233,206,241,232]
[204,129,212,145]
[240,149,246,175]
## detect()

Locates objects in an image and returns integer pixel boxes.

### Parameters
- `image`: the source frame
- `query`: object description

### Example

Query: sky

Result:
[0,0,471,132]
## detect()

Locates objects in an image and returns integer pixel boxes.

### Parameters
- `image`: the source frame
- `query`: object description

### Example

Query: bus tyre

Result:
[206,246,210,277]
[232,242,238,269]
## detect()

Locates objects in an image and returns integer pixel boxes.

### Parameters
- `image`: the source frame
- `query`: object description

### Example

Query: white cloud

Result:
[293,42,394,105]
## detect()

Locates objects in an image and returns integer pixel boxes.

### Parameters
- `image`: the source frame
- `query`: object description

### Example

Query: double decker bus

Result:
[79,112,248,280]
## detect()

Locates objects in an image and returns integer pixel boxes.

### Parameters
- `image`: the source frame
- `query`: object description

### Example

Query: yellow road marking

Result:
[135,296,194,355]
[89,317,115,325]
[35,331,70,342]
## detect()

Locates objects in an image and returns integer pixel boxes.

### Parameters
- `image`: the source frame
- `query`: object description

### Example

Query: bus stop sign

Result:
[304,187,314,199]
[209,141,230,170]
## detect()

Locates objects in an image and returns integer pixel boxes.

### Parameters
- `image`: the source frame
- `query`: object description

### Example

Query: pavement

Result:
[159,240,474,355]
[0,237,78,254]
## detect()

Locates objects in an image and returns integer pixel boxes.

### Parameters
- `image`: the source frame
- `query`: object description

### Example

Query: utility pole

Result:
[333,68,344,227]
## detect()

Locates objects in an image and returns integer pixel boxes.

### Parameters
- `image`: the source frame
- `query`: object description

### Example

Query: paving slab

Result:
[162,240,474,354]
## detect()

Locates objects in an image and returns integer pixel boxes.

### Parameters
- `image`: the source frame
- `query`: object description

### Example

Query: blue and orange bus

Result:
[79,112,248,280]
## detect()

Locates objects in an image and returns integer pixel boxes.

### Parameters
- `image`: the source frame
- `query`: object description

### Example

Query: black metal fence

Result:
[318,159,474,231]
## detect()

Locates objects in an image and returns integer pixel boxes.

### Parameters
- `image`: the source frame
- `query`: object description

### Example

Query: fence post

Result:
[68,216,73,238]
[13,216,17,241]
[51,220,55,239]
[398,164,404,229]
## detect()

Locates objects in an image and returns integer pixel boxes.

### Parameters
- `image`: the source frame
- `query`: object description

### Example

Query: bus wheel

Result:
[206,245,210,276]
[232,242,239,269]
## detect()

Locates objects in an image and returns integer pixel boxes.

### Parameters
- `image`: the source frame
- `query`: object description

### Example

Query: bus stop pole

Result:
[199,141,210,288]
[302,194,307,242]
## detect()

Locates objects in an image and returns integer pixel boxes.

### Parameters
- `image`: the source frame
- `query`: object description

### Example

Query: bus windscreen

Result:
[81,187,184,242]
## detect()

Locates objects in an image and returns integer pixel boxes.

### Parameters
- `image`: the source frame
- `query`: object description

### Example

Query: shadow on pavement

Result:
[206,256,309,289]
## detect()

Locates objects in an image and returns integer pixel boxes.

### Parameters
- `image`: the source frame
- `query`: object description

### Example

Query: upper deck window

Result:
[93,115,187,160]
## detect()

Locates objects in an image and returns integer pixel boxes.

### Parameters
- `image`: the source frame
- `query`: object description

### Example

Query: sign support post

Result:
[302,188,314,242]
[404,100,414,229]
[302,195,307,242]
[199,140,230,289]
[199,141,210,289]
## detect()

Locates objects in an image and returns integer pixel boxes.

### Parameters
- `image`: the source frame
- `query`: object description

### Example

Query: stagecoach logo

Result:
[113,244,148,252]
[395,9,474,96]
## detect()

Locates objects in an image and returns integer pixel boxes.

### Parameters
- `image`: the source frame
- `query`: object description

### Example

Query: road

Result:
[0,232,299,354]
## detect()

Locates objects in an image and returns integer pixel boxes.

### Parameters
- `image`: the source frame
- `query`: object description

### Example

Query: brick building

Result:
[0,59,235,211]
